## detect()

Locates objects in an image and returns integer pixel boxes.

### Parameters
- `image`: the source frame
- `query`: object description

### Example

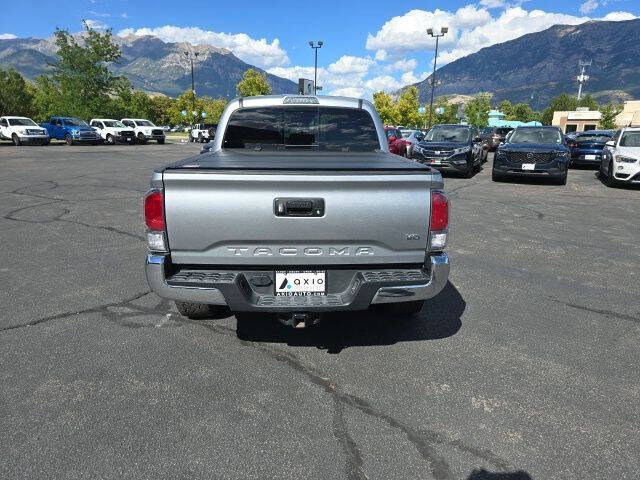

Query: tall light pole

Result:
[184,51,200,127]
[427,27,448,128]
[309,41,323,94]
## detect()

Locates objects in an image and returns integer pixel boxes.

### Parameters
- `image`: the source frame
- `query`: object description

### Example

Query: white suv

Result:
[120,118,165,144]
[0,116,49,146]
[600,127,640,187]
[90,119,135,144]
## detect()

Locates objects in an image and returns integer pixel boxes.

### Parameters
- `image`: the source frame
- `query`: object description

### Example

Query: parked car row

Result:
[0,116,165,146]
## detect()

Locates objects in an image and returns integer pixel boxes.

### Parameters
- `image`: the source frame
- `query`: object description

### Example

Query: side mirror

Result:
[605,140,615,147]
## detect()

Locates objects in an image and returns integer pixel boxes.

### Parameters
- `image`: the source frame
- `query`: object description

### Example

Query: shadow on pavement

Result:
[467,469,533,480]
[235,281,465,353]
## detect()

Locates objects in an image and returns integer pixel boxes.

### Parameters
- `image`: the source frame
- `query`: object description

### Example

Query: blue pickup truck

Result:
[39,117,102,145]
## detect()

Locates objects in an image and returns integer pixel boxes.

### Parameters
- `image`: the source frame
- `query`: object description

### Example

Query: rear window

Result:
[575,134,612,143]
[223,107,380,152]
[495,128,513,135]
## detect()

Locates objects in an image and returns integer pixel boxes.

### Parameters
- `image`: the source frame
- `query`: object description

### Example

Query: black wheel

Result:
[198,133,204,143]
[492,168,504,182]
[605,160,618,188]
[137,133,146,144]
[65,134,74,146]
[106,134,115,144]
[555,171,568,185]
[12,134,21,146]
[463,159,474,178]
[188,134,194,143]
[157,138,165,144]
[175,301,225,320]
[385,300,425,316]
[42,138,50,146]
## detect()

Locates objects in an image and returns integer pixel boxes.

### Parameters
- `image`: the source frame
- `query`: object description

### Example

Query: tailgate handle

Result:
[275,198,324,217]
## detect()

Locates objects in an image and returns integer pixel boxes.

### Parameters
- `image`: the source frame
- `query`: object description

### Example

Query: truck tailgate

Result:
[163,170,433,266]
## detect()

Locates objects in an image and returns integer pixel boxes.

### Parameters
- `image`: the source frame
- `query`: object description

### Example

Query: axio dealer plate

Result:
[275,271,326,296]
[522,163,535,171]
[585,154,597,160]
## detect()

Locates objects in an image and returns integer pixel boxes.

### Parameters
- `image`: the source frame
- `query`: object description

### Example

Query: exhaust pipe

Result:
[277,312,321,328]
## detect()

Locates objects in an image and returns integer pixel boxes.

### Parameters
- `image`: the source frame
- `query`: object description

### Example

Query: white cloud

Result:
[580,0,599,15]
[88,11,110,17]
[364,75,403,92]
[85,19,108,30]
[0,33,17,40]
[328,55,374,75]
[480,0,505,8]
[117,25,289,68]
[374,49,387,61]
[602,11,637,21]
[330,87,367,98]
[401,70,429,85]
[385,58,418,72]
[121,13,128,19]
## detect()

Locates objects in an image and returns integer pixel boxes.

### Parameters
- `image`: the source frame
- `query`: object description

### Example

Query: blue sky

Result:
[1,0,638,97]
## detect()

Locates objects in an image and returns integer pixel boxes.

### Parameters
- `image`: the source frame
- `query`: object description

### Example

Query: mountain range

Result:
[410,18,640,107]
[0,35,298,98]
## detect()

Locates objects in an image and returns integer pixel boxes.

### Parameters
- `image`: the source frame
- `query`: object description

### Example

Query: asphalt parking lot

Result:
[0,142,638,480]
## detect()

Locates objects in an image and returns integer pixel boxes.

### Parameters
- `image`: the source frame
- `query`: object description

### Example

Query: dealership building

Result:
[552,108,602,133]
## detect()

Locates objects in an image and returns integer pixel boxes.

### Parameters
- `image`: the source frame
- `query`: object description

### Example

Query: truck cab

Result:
[0,116,49,146]
[40,117,102,145]
[121,119,165,144]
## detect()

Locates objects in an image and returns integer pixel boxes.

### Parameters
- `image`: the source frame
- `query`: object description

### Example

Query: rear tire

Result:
[605,160,618,188]
[385,300,425,316]
[198,133,204,143]
[175,301,224,320]
[157,138,165,144]
[12,134,21,146]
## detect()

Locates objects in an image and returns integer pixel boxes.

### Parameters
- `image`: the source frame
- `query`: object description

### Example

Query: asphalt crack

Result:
[0,290,152,332]
[548,297,640,325]
[182,320,511,479]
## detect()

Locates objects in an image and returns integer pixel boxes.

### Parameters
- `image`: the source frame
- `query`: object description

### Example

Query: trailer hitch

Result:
[277,312,322,329]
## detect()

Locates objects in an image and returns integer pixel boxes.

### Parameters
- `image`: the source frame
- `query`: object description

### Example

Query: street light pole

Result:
[427,27,448,128]
[184,51,200,128]
[309,41,323,94]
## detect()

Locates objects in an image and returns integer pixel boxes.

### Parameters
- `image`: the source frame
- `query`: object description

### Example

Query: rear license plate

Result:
[275,271,326,296]
[522,163,535,171]
[585,154,596,160]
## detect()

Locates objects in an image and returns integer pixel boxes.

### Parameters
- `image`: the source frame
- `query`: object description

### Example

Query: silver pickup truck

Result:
[144,95,450,327]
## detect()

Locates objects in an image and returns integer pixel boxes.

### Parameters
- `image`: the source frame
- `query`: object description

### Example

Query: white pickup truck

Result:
[89,119,135,144]
[189,123,217,143]
[121,118,165,144]
[0,116,49,145]
[144,95,450,328]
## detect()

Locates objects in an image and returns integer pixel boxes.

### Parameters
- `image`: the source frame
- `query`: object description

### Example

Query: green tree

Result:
[578,94,598,111]
[31,76,62,121]
[373,91,398,125]
[541,93,578,125]
[427,96,459,126]
[465,93,491,128]
[201,97,228,124]
[498,100,513,118]
[599,102,622,130]
[509,103,536,122]
[45,22,124,120]
[395,86,421,127]
[0,69,34,117]
[236,69,272,97]
[150,95,176,126]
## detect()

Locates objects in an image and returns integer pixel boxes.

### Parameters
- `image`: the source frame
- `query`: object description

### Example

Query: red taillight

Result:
[406,141,412,145]
[430,190,449,231]
[144,190,164,231]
